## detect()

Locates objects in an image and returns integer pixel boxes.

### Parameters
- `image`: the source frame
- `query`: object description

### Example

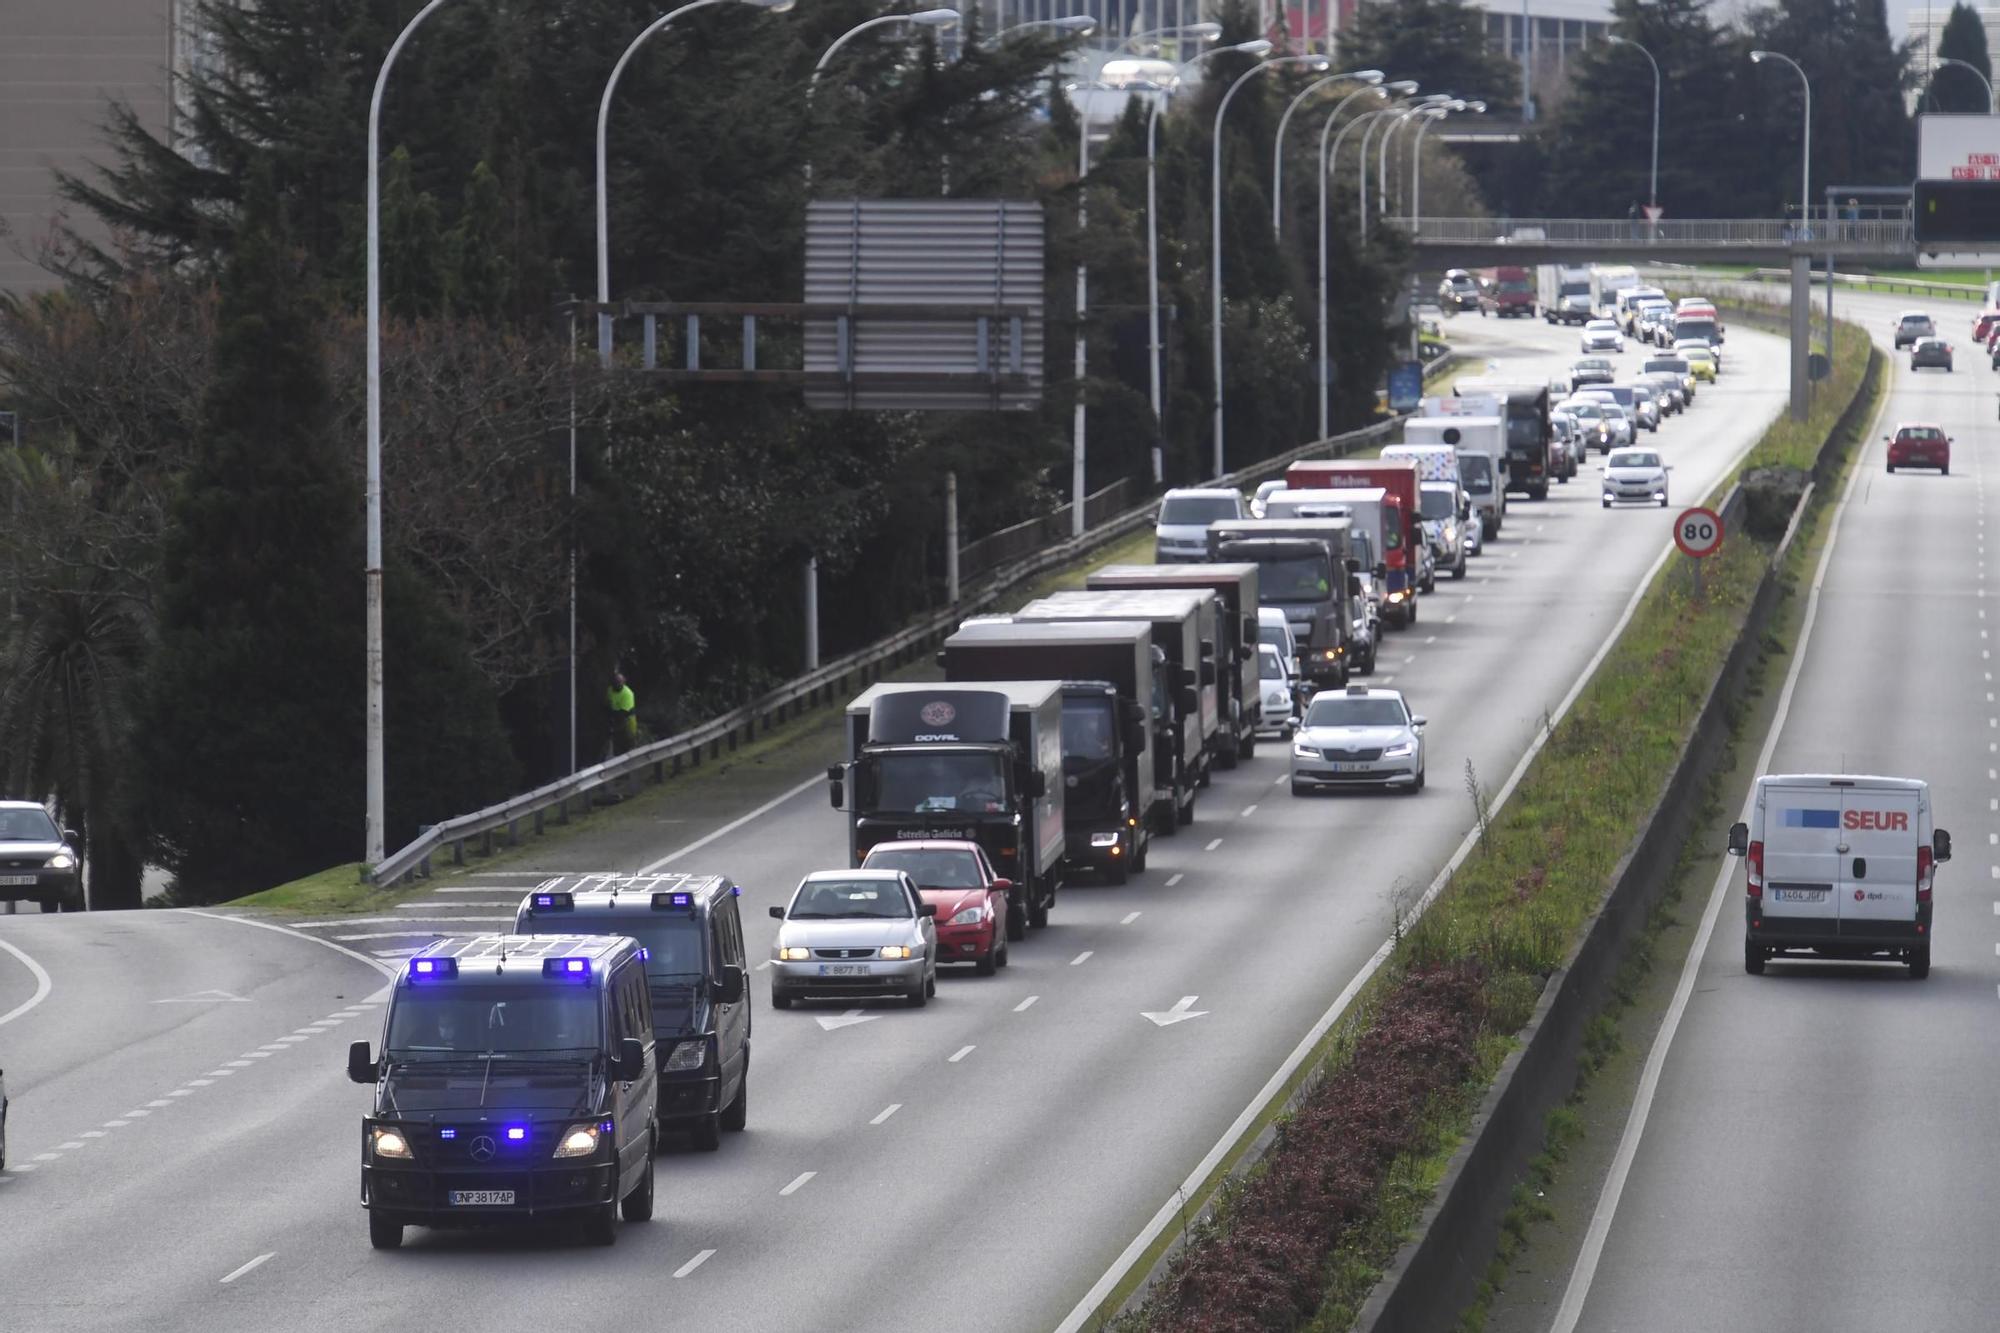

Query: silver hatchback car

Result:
[770,870,938,1009]
[1290,685,1427,794]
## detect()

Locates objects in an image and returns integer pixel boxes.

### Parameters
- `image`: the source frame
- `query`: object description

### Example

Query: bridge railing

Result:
[1396,217,1914,251]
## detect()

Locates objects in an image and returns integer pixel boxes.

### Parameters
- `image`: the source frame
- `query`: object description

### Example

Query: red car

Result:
[1974,308,2000,341]
[859,840,1012,973]
[1885,423,1951,475]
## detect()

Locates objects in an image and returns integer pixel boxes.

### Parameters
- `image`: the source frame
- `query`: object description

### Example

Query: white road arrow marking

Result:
[814,1008,880,1032]
[1141,995,1209,1027]
[151,989,249,1004]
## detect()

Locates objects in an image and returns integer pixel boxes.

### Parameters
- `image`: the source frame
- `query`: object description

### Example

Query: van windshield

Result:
[387,986,602,1055]
[556,916,706,981]
[1418,490,1456,520]
[1059,696,1117,762]
[1159,495,1240,525]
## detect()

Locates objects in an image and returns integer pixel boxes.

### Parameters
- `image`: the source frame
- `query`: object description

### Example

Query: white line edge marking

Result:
[870,1104,901,1125]
[181,911,397,994]
[219,1253,275,1284]
[1070,951,1093,966]
[948,1045,975,1063]
[1165,873,1184,887]
[640,773,825,874]
[0,937,54,1030]
[1549,359,1875,1333]
[673,1248,716,1279]
[1057,406,1746,1333]
[1203,837,1223,851]
[779,1171,815,1197]
[1121,911,1142,925]
[1013,995,1039,1012]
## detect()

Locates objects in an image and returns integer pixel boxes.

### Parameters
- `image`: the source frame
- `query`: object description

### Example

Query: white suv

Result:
[1154,488,1246,562]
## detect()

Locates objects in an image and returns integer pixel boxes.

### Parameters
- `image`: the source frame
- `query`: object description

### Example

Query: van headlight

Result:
[663,1041,708,1073]
[1090,832,1120,848]
[371,1127,413,1160]
[553,1123,604,1159]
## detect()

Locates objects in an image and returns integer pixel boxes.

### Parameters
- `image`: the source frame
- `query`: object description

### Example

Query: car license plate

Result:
[819,964,872,976]
[1771,888,1827,903]
[0,875,36,886]
[448,1190,515,1206]
[1326,763,1357,774]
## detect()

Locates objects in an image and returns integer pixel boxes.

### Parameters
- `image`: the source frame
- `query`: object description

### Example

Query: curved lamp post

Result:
[1315,83,1390,437]
[1605,35,1660,215]
[1750,49,1811,234]
[1410,99,1480,227]
[1271,67,1383,236]
[1929,54,1997,113]
[1211,51,1328,477]
[1378,99,1449,222]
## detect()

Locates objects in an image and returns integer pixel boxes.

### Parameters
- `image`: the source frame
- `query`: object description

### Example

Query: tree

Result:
[1340,0,1522,115]
[1925,2,1993,113]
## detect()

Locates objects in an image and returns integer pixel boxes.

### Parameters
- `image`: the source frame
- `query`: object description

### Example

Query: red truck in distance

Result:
[1284,458,1426,616]
[1482,266,1536,318]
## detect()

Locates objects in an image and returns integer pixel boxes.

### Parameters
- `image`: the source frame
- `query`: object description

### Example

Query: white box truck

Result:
[1402,415,1506,541]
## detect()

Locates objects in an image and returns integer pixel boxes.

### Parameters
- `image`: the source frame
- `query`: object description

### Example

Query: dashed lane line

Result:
[1014,995,1040,1012]
[1204,838,1224,851]
[673,1249,717,1279]
[1121,912,1142,925]
[1165,874,1185,887]
[871,1104,902,1125]
[219,1254,275,1285]
[948,1045,976,1064]
[779,1171,816,1197]
[1070,952,1094,966]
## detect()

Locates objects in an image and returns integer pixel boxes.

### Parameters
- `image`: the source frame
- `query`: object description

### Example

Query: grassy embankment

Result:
[1104,315,1879,1333]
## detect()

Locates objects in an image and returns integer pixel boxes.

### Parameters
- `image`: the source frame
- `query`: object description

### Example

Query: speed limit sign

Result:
[1674,507,1724,559]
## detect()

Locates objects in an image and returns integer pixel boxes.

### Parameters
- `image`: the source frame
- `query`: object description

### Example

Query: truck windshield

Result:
[1495,278,1531,294]
[1257,555,1333,601]
[387,986,601,1055]
[1675,320,1717,342]
[1504,415,1543,451]
[1457,455,1492,494]
[557,916,705,980]
[1060,697,1117,762]
[1419,490,1456,520]
[866,751,1008,813]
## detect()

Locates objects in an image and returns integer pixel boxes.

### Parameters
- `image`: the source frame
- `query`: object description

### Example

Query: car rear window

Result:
[861,849,985,888]
[1896,427,1945,443]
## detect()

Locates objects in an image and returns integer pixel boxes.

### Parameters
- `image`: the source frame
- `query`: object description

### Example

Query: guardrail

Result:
[1398,217,1915,252]
[1644,261,1987,306]
[370,363,1454,887]
[957,476,1141,583]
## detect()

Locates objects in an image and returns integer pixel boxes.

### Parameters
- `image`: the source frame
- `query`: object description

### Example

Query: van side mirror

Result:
[1122,699,1147,726]
[715,964,745,1006]
[1023,770,1048,799]
[1934,828,1953,863]
[827,763,844,810]
[1345,557,1360,573]
[934,650,947,668]
[615,1037,646,1083]
[1124,720,1148,753]
[769,904,785,920]
[1200,661,1217,686]
[1348,576,1363,598]
[1375,564,1388,579]
[1726,822,1748,856]
[1242,618,1259,650]
[1200,637,1215,659]
[1177,686,1199,713]
[348,1040,379,1085]
[1179,666,1198,690]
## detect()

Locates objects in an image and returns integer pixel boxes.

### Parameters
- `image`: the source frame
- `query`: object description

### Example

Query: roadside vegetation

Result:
[1104,319,1878,1332]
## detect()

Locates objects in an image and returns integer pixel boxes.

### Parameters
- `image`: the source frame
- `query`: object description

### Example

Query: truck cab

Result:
[1207,520,1367,681]
[1085,563,1264,767]
[1451,380,1553,501]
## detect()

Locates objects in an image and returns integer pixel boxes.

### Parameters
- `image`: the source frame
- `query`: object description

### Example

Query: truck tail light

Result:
[1745,840,1763,900]
[1917,846,1933,905]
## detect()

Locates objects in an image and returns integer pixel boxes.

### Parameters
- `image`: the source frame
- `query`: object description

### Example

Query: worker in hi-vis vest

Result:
[607,672,638,756]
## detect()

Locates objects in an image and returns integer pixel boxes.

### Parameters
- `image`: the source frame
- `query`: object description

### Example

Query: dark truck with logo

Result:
[1452,379,1553,500]
[1013,588,1216,830]
[940,618,1156,881]
[1207,517,1364,684]
[830,681,1066,933]
[1085,562,1262,766]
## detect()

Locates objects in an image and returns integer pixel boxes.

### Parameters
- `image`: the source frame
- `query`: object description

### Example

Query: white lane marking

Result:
[1014,995,1040,1012]
[1990,834,1997,845]
[101,1121,127,1129]
[673,1249,716,1279]
[755,959,773,971]
[202,1070,234,1077]
[1121,911,1142,925]
[271,1036,308,1044]
[283,916,509,930]
[1446,615,1458,624]
[1204,838,1223,851]
[152,989,249,1004]
[79,1131,105,1139]
[1240,804,1258,817]
[329,926,509,940]
[145,1099,173,1108]
[1070,951,1094,966]
[0,938,54,1030]
[219,1253,275,1284]
[1989,866,1997,880]
[1550,381,1872,1333]
[640,773,825,874]
[779,1171,816,1197]
[183,912,396,997]
[290,1028,323,1036]
[1141,995,1209,1027]
[1426,635,1438,644]
[167,1089,194,1098]
[948,1045,976,1063]
[1403,655,1418,664]
[54,1141,82,1151]
[9,1163,36,1173]
[870,1104,902,1125]
[1165,873,1185,887]
[33,1153,60,1162]
[224,1060,253,1068]
[814,1010,878,1032]
[122,1110,150,1118]
[1378,675,1396,683]
[1273,775,1288,787]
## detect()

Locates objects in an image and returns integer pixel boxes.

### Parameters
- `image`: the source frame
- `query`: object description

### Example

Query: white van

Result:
[1726,774,1952,978]
[1401,417,1505,542]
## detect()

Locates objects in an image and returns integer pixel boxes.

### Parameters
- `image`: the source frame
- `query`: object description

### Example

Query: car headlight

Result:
[1265,691,1287,707]
[371,1126,413,1160]
[778,946,810,961]
[662,1041,707,1073]
[1292,740,1317,758]
[1383,741,1416,759]
[879,945,913,960]
[553,1122,604,1159]
[46,852,74,870]
[949,906,988,925]
[1089,832,1120,847]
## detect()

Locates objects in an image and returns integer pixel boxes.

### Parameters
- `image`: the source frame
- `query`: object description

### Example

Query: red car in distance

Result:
[859,840,1012,974]
[1885,423,1951,475]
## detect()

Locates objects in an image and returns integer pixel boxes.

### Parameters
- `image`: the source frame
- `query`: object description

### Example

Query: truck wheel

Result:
[1132,836,1148,873]
[690,1108,722,1152]
[369,1215,404,1250]
[1005,899,1028,940]
[1744,940,1766,976]
[1217,738,1238,770]
[1909,944,1931,979]
[1530,484,1549,500]
[1239,732,1255,760]
[1028,894,1051,929]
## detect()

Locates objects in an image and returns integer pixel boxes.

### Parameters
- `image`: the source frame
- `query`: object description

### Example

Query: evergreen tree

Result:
[1925,2,1993,113]
[1340,0,1522,114]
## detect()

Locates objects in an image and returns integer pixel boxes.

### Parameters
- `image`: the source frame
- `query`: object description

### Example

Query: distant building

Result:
[1904,6,2000,111]
[1465,0,1615,119]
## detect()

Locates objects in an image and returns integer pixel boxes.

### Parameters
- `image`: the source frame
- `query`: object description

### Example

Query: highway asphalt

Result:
[1557,287,2000,1331]
[0,310,1795,1332]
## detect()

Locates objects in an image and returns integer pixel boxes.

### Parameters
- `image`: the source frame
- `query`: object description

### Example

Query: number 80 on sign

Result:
[1674,507,1724,559]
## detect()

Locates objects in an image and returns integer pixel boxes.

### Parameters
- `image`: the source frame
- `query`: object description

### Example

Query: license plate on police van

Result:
[1772,888,1827,903]
[819,964,872,976]
[0,875,35,886]
[448,1190,514,1206]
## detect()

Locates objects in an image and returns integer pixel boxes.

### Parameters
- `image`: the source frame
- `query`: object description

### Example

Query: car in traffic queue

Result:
[1258,605,1300,675]
[1910,336,1954,372]
[1438,268,1482,312]
[1674,344,1717,382]
[1639,370,1685,414]
[860,839,1011,975]
[1601,448,1671,508]
[1894,310,1936,349]
[1972,308,2000,342]
[1154,487,1245,562]
[1726,774,1951,978]
[1558,398,1614,454]
[1551,409,1587,471]
[0,801,80,912]
[1290,685,1426,795]
[1626,383,1662,431]
[1574,391,1635,446]
[1417,480,1472,575]
[1569,356,1615,391]
[1250,479,1286,518]
[1885,422,1951,474]
[347,934,659,1250]
[1990,329,2000,370]
[1579,319,1625,354]
[769,869,938,1009]
[1256,641,1302,738]
[514,874,751,1152]
[1643,355,1697,400]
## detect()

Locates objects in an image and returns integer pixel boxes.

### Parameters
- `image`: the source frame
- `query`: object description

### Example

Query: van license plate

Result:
[449,1190,514,1206]
[1772,888,1827,903]
[819,964,871,976]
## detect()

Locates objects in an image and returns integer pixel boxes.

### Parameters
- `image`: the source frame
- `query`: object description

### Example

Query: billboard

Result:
[1918,113,2000,180]
[1916,115,2000,249]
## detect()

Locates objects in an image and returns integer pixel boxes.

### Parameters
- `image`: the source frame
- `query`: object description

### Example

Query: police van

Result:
[1727,774,1952,977]
[347,934,658,1249]
[515,874,750,1150]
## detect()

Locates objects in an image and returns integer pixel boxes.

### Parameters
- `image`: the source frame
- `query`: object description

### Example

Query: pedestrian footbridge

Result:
[1399,217,1917,269]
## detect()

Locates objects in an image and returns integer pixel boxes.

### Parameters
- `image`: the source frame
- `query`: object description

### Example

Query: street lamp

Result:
[1316,83,1391,437]
[1410,100,1480,227]
[799,7,959,671]
[1271,68,1383,236]
[996,13,1096,40]
[1356,93,1441,235]
[1605,35,1660,214]
[1211,52,1328,478]
[1930,54,1998,113]
[1123,20,1220,54]
[364,0,455,867]
[1371,95,1450,225]
[1750,49,1811,235]
[1143,38,1271,484]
